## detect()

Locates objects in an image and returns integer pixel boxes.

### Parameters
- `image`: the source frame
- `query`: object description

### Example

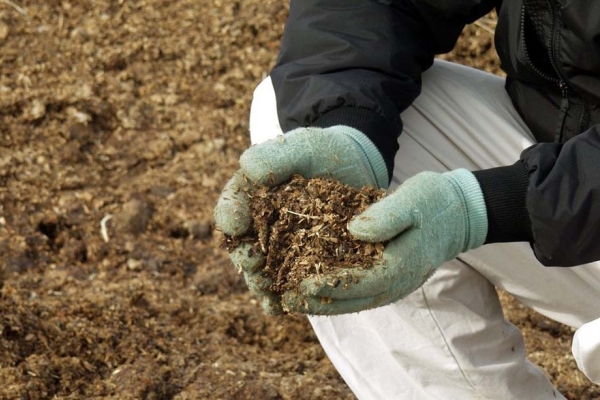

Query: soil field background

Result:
[0,1,598,399]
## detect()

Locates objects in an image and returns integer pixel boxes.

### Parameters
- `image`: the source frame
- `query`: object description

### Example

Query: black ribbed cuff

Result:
[472,161,533,244]
[312,107,399,183]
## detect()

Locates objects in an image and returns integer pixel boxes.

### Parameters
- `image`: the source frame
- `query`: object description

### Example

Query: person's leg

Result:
[573,317,600,384]
[248,61,600,399]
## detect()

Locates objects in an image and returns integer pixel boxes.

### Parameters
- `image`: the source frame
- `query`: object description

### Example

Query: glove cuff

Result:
[443,169,488,251]
[331,125,389,189]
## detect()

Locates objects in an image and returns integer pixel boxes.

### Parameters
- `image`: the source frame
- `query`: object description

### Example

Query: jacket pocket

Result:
[495,0,557,84]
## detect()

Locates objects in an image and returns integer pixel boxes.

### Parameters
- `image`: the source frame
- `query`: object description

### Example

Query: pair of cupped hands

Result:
[214,126,488,315]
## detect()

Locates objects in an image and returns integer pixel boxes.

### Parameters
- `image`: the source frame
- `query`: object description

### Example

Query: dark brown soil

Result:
[0,2,597,399]
[227,175,385,295]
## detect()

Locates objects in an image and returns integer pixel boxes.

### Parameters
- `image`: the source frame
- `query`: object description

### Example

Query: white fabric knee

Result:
[573,318,600,384]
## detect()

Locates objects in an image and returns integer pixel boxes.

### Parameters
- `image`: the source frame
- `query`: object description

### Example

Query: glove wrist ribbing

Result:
[332,125,389,189]
[443,169,488,251]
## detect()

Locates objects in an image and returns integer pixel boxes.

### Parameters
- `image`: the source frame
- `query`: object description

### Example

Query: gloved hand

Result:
[283,169,488,315]
[214,125,389,314]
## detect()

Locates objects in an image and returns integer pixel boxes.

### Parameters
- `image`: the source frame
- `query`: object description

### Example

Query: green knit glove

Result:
[214,126,389,314]
[282,169,488,315]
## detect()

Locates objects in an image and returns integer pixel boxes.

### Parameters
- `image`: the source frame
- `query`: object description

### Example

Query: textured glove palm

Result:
[283,169,488,315]
[214,126,389,314]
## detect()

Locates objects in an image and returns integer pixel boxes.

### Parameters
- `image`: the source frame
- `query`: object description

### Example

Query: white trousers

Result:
[249,60,600,399]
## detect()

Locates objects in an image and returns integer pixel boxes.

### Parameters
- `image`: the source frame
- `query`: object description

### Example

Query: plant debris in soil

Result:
[225,175,387,293]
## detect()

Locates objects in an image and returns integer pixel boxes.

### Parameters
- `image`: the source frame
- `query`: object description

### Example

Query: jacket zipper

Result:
[547,1,589,137]
[555,81,570,142]
[519,5,559,84]
[546,0,570,142]
[520,2,570,142]
[577,97,589,134]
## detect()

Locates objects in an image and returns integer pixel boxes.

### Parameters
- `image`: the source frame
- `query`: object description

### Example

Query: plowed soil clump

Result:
[227,175,386,293]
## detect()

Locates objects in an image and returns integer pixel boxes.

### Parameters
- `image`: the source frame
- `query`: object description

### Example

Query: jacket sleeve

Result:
[522,125,600,266]
[474,124,600,266]
[270,0,498,177]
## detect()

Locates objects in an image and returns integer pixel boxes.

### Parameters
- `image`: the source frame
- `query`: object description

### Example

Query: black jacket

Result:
[270,0,600,267]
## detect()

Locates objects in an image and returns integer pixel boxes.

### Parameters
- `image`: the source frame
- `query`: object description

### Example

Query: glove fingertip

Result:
[244,270,272,292]
[281,291,375,316]
[281,291,310,314]
[261,295,284,315]
[214,203,251,237]
[298,275,324,295]
[230,243,265,273]
[240,143,291,186]
[347,216,388,242]
[214,171,252,236]
[298,274,350,298]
